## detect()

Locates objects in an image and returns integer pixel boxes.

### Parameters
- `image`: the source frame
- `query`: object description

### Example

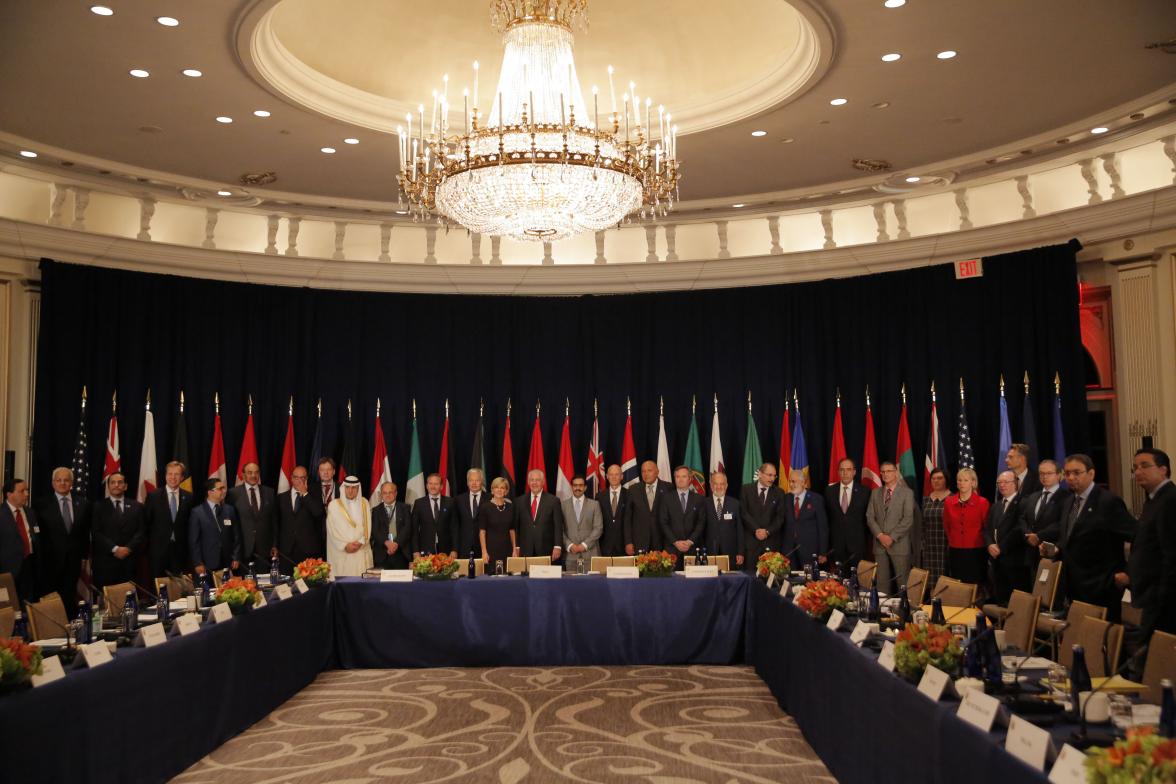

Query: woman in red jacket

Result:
[941,467,990,586]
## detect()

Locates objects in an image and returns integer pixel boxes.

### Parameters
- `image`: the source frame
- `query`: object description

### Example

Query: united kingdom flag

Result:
[586,405,604,498]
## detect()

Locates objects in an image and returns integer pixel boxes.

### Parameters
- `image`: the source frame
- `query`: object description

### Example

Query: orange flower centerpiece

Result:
[293,557,331,587]
[0,637,43,693]
[756,551,791,582]
[795,578,850,621]
[635,550,677,577]
[412,553,460,580]
[214,577,264,614]
[1086,725,1176,783]
[894,622,963,681]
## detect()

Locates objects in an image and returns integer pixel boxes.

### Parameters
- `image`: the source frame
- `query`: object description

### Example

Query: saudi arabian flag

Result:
[742,409,763,486]
[405,413,425,505]
[683,413,705,494]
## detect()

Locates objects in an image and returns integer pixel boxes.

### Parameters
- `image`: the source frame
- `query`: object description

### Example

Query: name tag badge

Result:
[134,622,168,648]
[722,513,733,520]
[826,609,846,631]
[274,583,294,599]
[222,519,232,526]
[294,578,310,594]
[208,602,233,624]
[957,688,1002,732]
[1006,714,1052,770]
[878,641,897,672]
[917,665,951,702]
[380,570,413,583]
[32,655,66,687]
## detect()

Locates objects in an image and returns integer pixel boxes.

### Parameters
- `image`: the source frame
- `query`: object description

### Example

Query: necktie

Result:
[1036,490,1051,517]
[759,486,767,507]
[575,497,583,522]
[293,492,300,513]
[1016,475,1022,491]
[432,497,440,519]
[611,490,618,515]
[213,504,222,529]
[1003,496,1011,514]
[14,508,30,557]
[169,490,178,521]
[680,492,687,512]
[841,485,849,514]
[62,496,74,532]
[116,499,123,515]
[647,485,655,510]
[323,484,332,504]
[1066,495,1083,532]
[386,506,396,538]
[885,487,893,506]
[531,495,539,518]
[795,496,802,517]
[472,493,478,518]
[716,498,724,518]
[250,486,260,514]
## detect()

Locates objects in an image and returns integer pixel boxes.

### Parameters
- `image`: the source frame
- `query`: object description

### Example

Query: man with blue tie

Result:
[784,469,829,571]
[145,461,192,578]
[659,466,707,570]
[188,477,240,578]
[561,476,602,572]
[34,467,90,613]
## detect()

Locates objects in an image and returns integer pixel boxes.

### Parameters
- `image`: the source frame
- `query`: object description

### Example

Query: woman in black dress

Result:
[479,477,517,570]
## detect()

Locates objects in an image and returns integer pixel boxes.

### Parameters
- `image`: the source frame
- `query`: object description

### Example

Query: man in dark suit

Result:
[453,468,486,559]
[625,461,671,554]
[411,473,456,556]
[515,469,564,562]
[783,469,829,571]
[658,466,707,570]
[986,471,1032,604]
[226,462,276,572]
[599,464,628,556]
[276,465,324,570]
[34,466,91,614]
[370,480,412,569]
[705,471,744,569]
[740,462,784,565]
[316,458,339,509]
[144,460,192,578]
[91,473,147,588]
[1043,454,1136,622]
[1,478,39,601]
[188,477,241,578]
[824,458,870,570]
[1006,443,1042,497]
[1126,448,1176,635]
[1021,459,1072,588]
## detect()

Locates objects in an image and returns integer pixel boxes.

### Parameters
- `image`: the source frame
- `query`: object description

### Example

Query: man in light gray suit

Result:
[866,461,916,594]
[561,475,603,572]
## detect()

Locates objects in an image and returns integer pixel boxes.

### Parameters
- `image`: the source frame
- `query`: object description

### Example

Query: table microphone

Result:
[1068,642,1149,749]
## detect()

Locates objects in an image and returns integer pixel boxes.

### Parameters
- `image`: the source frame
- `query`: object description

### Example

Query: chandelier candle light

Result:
[396,0,681,242]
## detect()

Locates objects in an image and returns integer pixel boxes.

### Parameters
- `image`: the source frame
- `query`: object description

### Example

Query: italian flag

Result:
[405,409,425,505]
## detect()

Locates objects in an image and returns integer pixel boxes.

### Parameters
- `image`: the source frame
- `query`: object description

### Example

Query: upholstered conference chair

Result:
[0,605,14,637]
[26,593,69,641]
[1002,590,1041,654]
[1142,630,1176,704]
[930,576,977,608]
[0,572,17,612]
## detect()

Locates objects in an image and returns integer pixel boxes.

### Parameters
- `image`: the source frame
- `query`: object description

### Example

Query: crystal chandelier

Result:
[396,0,681,242]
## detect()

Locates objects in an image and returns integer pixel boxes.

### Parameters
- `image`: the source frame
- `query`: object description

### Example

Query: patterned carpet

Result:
[175,665,836,783]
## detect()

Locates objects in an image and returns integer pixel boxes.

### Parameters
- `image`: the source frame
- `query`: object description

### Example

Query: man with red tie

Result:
[1,478,39,601]
[516,469,564,563]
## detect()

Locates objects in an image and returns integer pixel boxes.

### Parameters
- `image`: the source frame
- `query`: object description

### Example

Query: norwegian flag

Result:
[277,407,296,494]
[586,410,604,498]
[103,394,121,496]
[555,410,574,501]
[620,410,638,487]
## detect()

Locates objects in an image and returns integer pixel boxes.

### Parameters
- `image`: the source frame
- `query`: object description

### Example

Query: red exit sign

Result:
[954,258,983,279]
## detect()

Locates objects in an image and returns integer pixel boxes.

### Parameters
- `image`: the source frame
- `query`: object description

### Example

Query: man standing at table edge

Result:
[189,476,240,578]
[866,462,915,594]
[1126,448,1176,636]
[517,469,563,564]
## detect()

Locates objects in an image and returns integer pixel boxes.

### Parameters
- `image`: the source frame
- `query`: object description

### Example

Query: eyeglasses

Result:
[1132,462,1157,471]
[1062,469,1089,477]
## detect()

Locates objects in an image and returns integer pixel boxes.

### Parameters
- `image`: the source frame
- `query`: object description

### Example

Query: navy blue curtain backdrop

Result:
[32,242,1087,501]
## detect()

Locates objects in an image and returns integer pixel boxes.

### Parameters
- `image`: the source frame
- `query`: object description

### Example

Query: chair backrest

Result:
[1069,617,1115,677]
[506,557,527,574]
[932,576,977,607]
[455,559,485,577]
[1031,558,1062,609]
[525,556,551,568]
[857,560,876,589]
[1105,623,1124,676]
[26,595,69,641]
[0,605,14,637]
[1142,630,1176,704]
[906,568,930,606]
[1004,590,1041,653]
[611,556,635,568]
[103,582,136,615]
[683,555,731,572]
[155,575,192,600]
[590,556,611,573]
[0,572,17,612]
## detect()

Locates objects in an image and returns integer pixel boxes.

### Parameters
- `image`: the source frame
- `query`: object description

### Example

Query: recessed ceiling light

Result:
[156,16,179,26]
[343,138,359,145]
[321,147,336,154]
[780,137,795,144]
[129,69,150,78]
[873,101,891,109]
[750,130,767,137]
[732,203,746,208]
[90,5,114,15]
[181,69,202,77]
[217,190,232,197]
[253,110,271,118]
[937,50,957,60]
[830,98,848,106]
[1090,126,1109,135]
[905,176,921,183]
[215,116,233,123]
[884,0,906,7]
[19,150,37,158]
[881,53,902,62]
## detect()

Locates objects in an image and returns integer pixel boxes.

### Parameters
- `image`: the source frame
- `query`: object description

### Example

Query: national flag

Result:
[136,397,157,503]
[235,405,259,486]
[555,409,574,501]
[777,397,791,490]
[471,407,486,474]
[742,403,763,486]
[103,392,121,495]
[369,402,391,505]
[586,405,604,498]
[1022,384,1039,468]
[924,394,947,492]
[309,400,324,477]
[500,402,516,494]
[1052,376,1066,463]
[895,400,916,489]
[173,393,192,493]
[438,402,456,496]
[862,401,882,490]
[790,406,810,488]
[277,402,296,495]
[621,408,638,487]
[207,407,227,485]
[338,402,358,483]
[996,384,1013,485]
[656,402,672,483]
[826,397,847,486]
[709,396,725,475]
[683,403,705,494]
[70,390,91,499]
[958,382,975,470]
[405,405,425,504]
[527,405,547,491]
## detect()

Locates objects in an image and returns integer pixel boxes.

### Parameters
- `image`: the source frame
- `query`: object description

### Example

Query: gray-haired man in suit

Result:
[866,461,916,593]
[561,475,603,572]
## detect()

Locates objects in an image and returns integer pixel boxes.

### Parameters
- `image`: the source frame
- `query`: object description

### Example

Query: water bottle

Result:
[76,600,92,644]
[964,632,984,678]
[12,611,28,641]
[121,590,136,634]
[158,582,170,622]
[1070,645,1092,714]
[468,550,477,580]
[832,560,842,578]
[1160,679,1174,738]
[90,604,101,640]
[221,567,231,585]
[270,555,280,586]
[576,553,585,574]
[700,547,708,567]
[808,554,819,582]
[201,573,211,608]
[897,585,911,625]
[848,566,860,597]
[931,597,946,625]
[246,561,257,581]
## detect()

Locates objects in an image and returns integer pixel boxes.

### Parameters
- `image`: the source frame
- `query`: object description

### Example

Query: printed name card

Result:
[170,613,201,636]
[529,565,563,579]
[850,621,877,645]
[0,587,9,603]
[607,566,639,579]
[135,622,167,648]
[1006,714,1052,770]
[957,687,1002,732]
[825,609,846,632]
[917,665,951,702]
[684,565,719,578]
[1038,568,1050,583]
[1048,744,1087,784]
[878,641,896,672]
[74,641,114,669]
[294,578,310,594]
[779,582,791,597]
[32,655,66,687]
[274,583,295,599]
[766,573,777,590]
[379,570,413,583]
[208,602,233,624]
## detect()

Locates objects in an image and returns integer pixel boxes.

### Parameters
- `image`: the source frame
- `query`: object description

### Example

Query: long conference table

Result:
[0,574,1056,784]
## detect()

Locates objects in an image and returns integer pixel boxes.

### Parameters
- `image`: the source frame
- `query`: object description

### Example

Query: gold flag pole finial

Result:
[930,380,937,403]
[214,392,220,414]
[959,377,966,400]
[713,393,718,413]
[316,397,322,418]
[479,397,485,417]
[347,399,352,419]
[81,385,88,411]
[747,390,752,412]
[145,388,152,411]
[535,398,541,416]
[506,397,511,417]
[660,395,665,416]
[836,387,841,407]
[565,397,570,416]
[445,398,450,417]
[900,382,906,406]
[412,398,417,419]
[248,393,253,415]
[1054,371,1061,395]
[865,384,872,408]
[288,396,293,416]
[691,394,696,414]
[594,397,598,417]
[626,396,631,416]
[178,389,184,413]
[1023,370,1030,395]
[792,388,799,411]
[112,389,118,413]
[999,375,1005,396]
[376,397,381,417]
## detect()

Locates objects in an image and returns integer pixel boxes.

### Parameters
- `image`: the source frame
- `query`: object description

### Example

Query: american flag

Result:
[957,393,975,470]
[71,397,90,498]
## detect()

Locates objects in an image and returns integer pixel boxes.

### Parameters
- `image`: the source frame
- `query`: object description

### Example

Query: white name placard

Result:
[380,570,413,583]
[766,573,777,590]
[850,621,878,645]
[207,603,233,624]
[32,655,66,687]
[1006,714,1052,770]
[294,578,310,594]
[0,587,9,603]
[684,565,719,578]
[135,622,167,648]
[878,641,896,672]
[957,687,1002,732]
[826,609,846,632]
[274,583,294,599]
[74,641,113,669]
[607,566,639,579]
[171,613,201,636]
[1048,744,1087,784]
[917,665,951,702]
[529,565,563,579]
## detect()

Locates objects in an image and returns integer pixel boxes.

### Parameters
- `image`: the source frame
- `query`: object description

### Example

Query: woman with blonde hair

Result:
[478,477,518,570]
[941,467,990,586]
